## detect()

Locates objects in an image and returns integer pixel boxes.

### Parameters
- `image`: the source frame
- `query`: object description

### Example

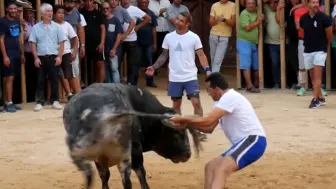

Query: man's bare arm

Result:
[196,48,210,69]
[0,35,8,58]
[152,49,169,70]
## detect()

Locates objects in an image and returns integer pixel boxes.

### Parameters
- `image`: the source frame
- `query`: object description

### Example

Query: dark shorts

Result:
[167,80,200,100]
[86,49,105,62]
[61,53,78,79]
[3,55,21,77]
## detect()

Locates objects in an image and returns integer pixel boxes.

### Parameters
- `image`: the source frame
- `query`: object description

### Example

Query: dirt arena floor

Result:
[1,74,336,189]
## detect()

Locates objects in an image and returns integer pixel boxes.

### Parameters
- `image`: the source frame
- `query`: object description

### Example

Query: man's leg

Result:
[94,51,105,83]
[126,41,137,85]
[210,34,229,73]
[286,42,299,88]
[110,55,120,83]
[3,55,20,112]
[167,81,183,115]
[34,57,47,111]
[297,40,307,96]
[209,34,217,72]
[68,53,81,93]
[144,45,156,87]
[313,51,327,103]
[48,56,62,110]
[268,44,281,88]
[133,45,143,86]
[208,135,267,189]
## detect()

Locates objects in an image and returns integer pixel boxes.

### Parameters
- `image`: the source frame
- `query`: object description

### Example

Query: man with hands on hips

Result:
[146,11,211,140]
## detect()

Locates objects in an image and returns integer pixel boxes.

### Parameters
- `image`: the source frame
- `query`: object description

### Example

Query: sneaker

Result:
[309,98,320,109]
[5,103,16,113]
[319,97,326,106]
[321,88,328,96]
[297,87,306,96]
[34,104,43,112]
[52,101,63,110]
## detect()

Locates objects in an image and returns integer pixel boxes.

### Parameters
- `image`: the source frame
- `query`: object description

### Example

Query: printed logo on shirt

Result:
[9,24,20,37]
[314,21,317,27]
[175,42,183,51]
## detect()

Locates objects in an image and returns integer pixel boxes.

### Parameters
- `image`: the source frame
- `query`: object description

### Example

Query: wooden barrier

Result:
[235,0,241,89]
[280,2,286,89]
[20,8,27,104]
[257,0,264,89]
[325,0,331,90]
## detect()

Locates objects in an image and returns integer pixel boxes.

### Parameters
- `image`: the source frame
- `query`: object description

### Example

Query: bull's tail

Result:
[71,155,93,189]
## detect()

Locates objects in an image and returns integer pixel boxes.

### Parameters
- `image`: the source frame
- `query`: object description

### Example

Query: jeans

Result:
[35,55,60,105]
[268,44,281,85]
[119,41,137,84]
[105,55,120,83]
[134,45,154,86]
[209,34,229,72]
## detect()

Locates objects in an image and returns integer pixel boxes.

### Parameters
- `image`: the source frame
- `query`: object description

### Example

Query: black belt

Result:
[39,54,57,58]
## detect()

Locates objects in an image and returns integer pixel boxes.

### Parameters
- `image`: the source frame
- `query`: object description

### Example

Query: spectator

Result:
[29,3,67,111]
[63,0,86,89]
[53,5,80,100]
[148,0,171,64]
[119,0,151,85]
[299,0,332,108]
[166,0,189,32]
[134,0,158,87]
[0,1,25,112]
[102,1,123,83]
[264,0,281,88]
[209,0,236,73]
[145,11,211,140]
[237,0,263,93]
[23,7,37,103]
[331,2,336,81]
[284,0,300,89]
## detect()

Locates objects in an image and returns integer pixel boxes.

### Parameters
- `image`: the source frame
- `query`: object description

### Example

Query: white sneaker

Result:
[52,101,63,110]
[34,104,43,112]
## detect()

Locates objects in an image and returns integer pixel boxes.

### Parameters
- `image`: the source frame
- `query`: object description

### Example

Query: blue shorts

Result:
[237,39,258,70]
[3,55,21,77]
[167,80,200,100]
[221,135,267,170]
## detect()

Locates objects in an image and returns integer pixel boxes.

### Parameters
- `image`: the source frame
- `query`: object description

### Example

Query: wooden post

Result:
[235,0,241,89]
[280,4,286,89]
[325,0,331,90]
[36,0,41,21]
[20,10,27,104]
[0,0,4,17]
[257,0,264,89]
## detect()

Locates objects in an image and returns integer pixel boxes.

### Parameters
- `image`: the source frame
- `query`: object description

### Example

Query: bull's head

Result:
[152,113,205,164]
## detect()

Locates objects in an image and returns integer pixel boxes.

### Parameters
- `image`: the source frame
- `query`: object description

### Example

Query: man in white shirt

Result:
[146,11,211,140]
[169,72,267,189]
[148,0,171,64]
[119,0,151,85]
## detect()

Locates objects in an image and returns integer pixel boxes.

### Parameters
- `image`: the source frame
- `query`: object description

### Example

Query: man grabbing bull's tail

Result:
[170,72,267,189]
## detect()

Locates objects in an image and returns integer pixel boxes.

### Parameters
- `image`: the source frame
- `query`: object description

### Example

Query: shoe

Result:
[34,104,43,112]
[5,102,16,112]
[297,87,306,96]
[318,97,326,106]
[321,88,327,96]
[52,101,63,110]
[309,98,320,109]
[67,94,75,101]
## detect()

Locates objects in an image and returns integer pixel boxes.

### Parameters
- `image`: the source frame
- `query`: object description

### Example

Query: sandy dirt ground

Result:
[1,75,336,189]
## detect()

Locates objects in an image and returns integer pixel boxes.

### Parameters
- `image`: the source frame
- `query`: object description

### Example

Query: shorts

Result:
[3,55,21,77]
[298,40,305,70]
[221,135,267,170]
[86,49,105,62]
[167,80,200,100]
[303,51,327,70]
[237,39,258,70]
[60,53,80,79]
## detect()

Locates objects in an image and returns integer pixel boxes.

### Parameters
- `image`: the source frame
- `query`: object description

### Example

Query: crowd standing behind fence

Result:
[0,0,335,113]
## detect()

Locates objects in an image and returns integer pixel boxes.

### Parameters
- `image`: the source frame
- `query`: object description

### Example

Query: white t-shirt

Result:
[162,30,202,82]
[123,5,146,42]
[213,89,266,144]
[59,21,78,55]
[80,14,87,27]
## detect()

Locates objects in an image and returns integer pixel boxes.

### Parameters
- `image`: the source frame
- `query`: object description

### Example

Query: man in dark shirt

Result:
[299,0,332,109]
[0,2,25,112]
[102,1,123,83]
[134,0,158,87]
[81,0,106,84]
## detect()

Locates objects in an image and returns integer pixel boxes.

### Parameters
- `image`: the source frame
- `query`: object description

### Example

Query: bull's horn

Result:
[160,114,182,129]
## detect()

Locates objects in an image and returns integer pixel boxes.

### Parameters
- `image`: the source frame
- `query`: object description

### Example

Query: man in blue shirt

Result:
[29,3,67,112]
[102,1,123,83]
[134,0,158,87]
[0,1,25,112]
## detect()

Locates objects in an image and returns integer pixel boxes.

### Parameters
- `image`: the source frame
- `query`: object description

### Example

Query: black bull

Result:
[63,83,205,189]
